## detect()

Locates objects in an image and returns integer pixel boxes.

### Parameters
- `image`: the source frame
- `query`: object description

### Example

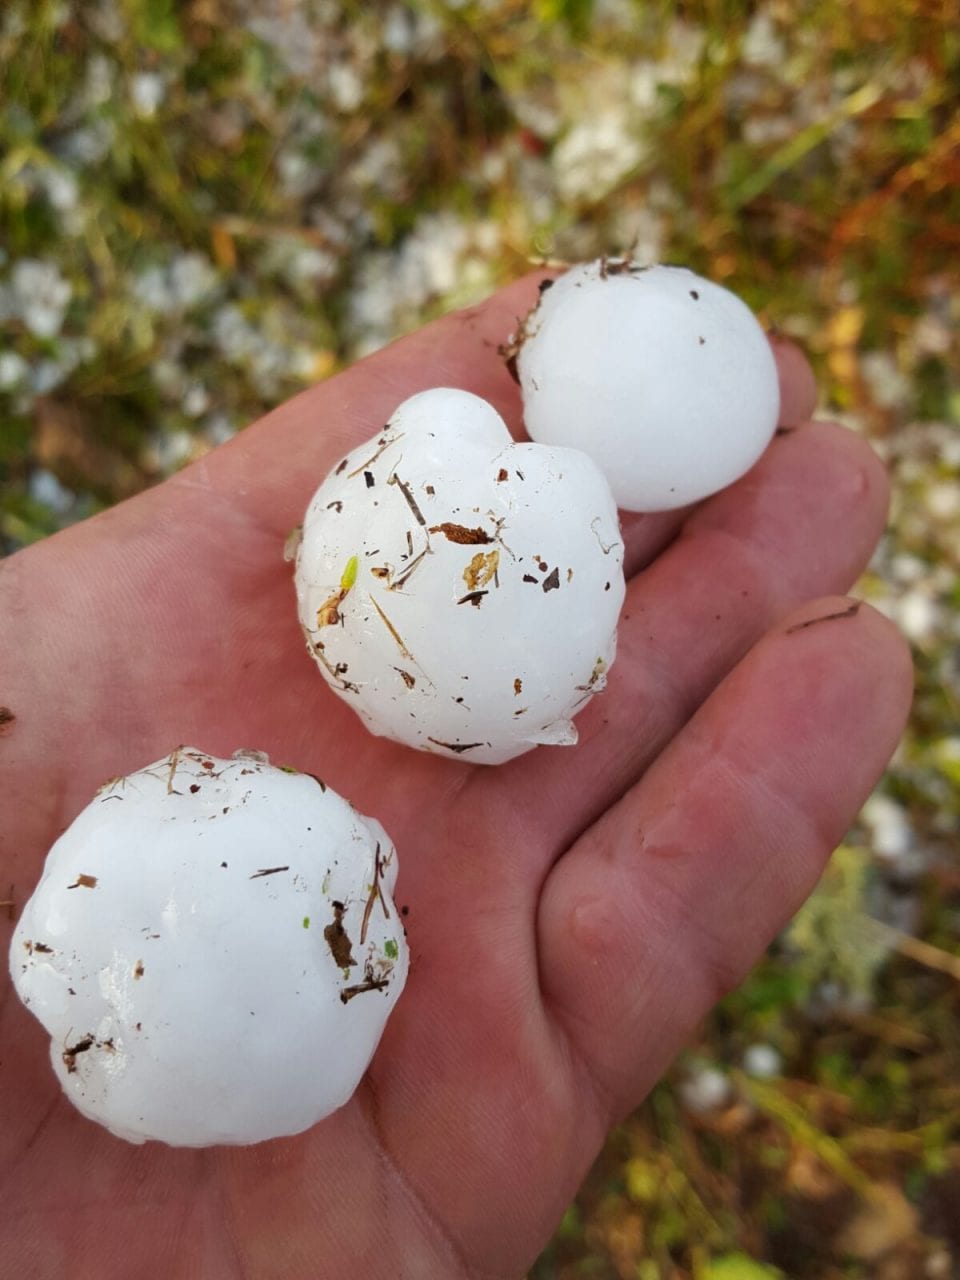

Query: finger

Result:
[483,421,890,860]
[537,599,912,1117]
[168,274,543,535]
[769,335,818,428]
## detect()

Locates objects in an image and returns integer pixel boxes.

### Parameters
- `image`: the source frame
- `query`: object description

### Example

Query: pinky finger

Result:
[769,335,818,429]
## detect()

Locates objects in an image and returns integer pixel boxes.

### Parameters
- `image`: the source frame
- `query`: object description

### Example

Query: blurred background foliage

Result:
[1,0,958,1275]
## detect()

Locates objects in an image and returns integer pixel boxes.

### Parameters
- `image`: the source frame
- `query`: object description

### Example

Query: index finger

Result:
[180,275,540,536]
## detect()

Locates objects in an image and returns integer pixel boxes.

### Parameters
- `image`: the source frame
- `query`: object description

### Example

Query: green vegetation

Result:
[1,1,958,1274]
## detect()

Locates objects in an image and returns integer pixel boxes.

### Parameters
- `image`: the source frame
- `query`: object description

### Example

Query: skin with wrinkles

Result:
[0,275,911,1279]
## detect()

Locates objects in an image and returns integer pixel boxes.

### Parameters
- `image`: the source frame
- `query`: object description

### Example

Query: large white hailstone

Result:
[513,260,781,513]
[293,387,625,765]
[10,748,408,1147]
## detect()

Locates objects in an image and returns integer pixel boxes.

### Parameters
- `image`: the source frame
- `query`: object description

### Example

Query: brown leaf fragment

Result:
[33,942,53,954]
[499,342,520,385]
[833,1182,917,1261]
[212,223,237,270]
[427,738,483,754]
[166,745,183,794]
[324,902,356,969]
[390,545,431,591]
[522,573,538,584]
[463,549,500,591]
[67,874,98,890]
[250,866,290,879]
[360,844,390,945]
[429,523,491,544]
[316,589,347,628]
[388,473,427,526]
[598,256,642,279]
[134,960,145,979]
[364,470,375,488]
[335,458,348,475]
[514,678,522,695]
[34,397,142,495]
[457,590,488,607]
[542,567,560,592]
[591,517,616,555]
[576,657,608,692]
[538,277,555,294]
[370,566,391,579]
[283,525,303,563]
[346,433,402,478]
[395,668,416,689]
[425,484,435,495]
[63,1035,95,1073]
[786,602,861,634]
[326,500,343,512]
[340,976,390,1003]
[311,640,361,693]
[496,468,509,482]
[370,597,413,659]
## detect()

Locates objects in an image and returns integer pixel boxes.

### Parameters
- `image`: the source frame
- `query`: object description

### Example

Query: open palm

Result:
[0,275,910,1279]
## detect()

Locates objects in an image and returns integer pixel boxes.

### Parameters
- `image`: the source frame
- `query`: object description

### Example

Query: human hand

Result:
[0,275,911,1279]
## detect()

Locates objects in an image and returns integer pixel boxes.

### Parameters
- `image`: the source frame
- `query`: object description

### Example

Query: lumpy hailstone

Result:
[294,387,626,765]
[515,261,781,513]
[10,748,408,1147]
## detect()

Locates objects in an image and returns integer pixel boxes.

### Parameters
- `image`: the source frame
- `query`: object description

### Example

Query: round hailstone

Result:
[514,261,781,513]
[10,748,408,1147]
[293,387,625,765]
